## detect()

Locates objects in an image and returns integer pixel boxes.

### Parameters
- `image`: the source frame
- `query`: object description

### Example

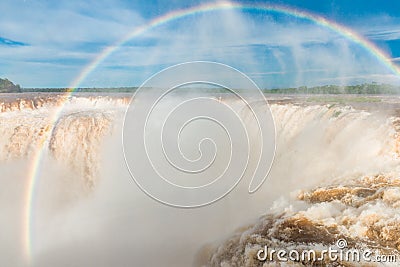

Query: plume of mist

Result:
[1,94,399,266]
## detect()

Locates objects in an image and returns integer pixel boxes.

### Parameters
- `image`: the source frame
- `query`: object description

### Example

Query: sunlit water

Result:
[1,93,400,266]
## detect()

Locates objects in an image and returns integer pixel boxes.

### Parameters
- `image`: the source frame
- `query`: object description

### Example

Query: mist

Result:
[1,3,400,267]
[1,92,399,266]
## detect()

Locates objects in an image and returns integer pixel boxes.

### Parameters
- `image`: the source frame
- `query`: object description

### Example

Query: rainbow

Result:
[23,1,400,263]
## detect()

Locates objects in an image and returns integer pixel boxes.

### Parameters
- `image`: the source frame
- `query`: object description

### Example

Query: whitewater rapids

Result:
[1,93,400,266]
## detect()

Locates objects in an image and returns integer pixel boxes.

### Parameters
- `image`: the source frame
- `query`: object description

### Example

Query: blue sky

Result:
[0,0,400,88]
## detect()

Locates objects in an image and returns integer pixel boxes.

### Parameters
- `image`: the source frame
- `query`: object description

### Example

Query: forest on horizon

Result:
[2,77,400,94]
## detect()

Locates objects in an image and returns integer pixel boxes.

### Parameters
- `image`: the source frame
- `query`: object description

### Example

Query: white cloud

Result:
[89,9,398,88]
[362,28,400,41]
[0,2,398,87]
[0,0,147,86]
[351,15,400,41]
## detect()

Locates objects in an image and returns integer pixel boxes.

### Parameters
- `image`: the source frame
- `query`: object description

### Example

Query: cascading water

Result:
[1,94,400,266]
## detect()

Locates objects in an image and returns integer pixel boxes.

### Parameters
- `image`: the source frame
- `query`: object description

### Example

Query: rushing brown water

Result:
[203,96,400,267]
[1,93,400,266]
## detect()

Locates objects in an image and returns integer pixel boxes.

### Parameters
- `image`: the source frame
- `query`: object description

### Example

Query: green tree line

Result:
[0,78,21,93]
[2,77,400,95]
[266,83,400,94]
